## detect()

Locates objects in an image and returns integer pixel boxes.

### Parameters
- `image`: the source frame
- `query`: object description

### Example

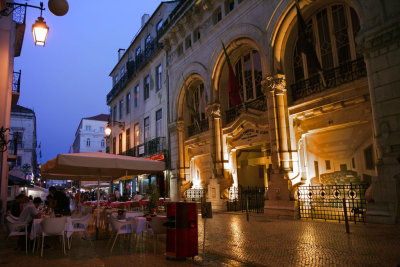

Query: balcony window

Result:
[234,50,262,106]
[119,133,123,154]
[144,75,150,100]
[126,93,131,114]
[134,85,140,107]
[156,19,163,35]
[156,109,162,138]
[134,123,140,147]
[225,0,234,15]
[291,4,362,100]
[119,99,124,119]
[156,65,162,92]
[126,128,131,151]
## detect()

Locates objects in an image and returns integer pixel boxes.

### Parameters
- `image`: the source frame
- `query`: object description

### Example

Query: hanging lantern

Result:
[32,16,49,46]
[48,0,69,16]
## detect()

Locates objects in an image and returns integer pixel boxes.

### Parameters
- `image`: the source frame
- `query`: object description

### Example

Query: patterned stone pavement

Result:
[1,212,400,266]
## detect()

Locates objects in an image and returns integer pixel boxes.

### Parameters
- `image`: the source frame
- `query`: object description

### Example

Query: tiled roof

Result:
[83,114,109,122]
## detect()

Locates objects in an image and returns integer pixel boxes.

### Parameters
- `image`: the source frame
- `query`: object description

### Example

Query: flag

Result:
[295,0,322,75]
[221,41,241,107]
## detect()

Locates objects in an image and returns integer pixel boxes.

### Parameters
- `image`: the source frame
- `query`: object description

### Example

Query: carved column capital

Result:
[262,74,287,96]
[176,120,185,132]
[206,103,221,118]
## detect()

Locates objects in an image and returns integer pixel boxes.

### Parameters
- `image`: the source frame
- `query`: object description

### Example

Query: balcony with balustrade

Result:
[107,39,163,104]
[291,58,367,101]
[224,95,266,125]
[124,137,166,159]
[187,119,209,138]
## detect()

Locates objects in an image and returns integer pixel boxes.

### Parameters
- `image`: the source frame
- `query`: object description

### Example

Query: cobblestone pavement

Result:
[1,212,400,266]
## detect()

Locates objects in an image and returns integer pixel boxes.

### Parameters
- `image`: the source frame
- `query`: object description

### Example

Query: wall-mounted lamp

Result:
[104,121,125,137]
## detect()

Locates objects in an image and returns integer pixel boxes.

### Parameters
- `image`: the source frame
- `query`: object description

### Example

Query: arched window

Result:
[145,35,152,50]
[191,82,206,122]
[293,4,360,81]
[234,50,262,103]
[86,138,91,147]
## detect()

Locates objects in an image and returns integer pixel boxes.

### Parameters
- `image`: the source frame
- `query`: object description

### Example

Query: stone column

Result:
[358,21,400,224]
[261,74,295,219]
[176,120,185,180]
[206,103,225,209]
[206,103,224,178]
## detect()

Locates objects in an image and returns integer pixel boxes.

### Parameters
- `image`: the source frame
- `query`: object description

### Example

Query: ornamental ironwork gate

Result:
[297,184,368,223]
[227,186,266,214]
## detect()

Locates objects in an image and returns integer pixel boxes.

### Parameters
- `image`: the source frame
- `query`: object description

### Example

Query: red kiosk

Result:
[165,202,198,259]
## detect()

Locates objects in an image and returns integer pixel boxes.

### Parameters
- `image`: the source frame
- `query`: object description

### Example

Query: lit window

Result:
[144,117,150,142]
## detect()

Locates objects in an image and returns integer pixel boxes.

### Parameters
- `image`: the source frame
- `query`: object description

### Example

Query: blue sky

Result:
[14,0,163,163]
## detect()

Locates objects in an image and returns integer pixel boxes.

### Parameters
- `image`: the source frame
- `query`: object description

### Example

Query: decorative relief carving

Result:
[262,75,286,95]
[359,24,400,57]
[206,103,221,118]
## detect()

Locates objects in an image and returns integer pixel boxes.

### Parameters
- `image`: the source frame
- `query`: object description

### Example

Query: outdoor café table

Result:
[30,216,72,240]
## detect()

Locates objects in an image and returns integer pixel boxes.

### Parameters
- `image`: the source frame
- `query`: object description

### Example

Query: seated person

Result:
[10,194,25,217]
[19,197,42,224]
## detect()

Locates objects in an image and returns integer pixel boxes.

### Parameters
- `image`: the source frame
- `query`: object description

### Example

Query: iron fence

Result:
[291,58,367,101]
[125,137,166,158]
[297,183,368,223]
[227,186,266,214]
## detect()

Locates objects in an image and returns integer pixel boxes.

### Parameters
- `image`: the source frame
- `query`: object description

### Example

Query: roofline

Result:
[109,1,179,76]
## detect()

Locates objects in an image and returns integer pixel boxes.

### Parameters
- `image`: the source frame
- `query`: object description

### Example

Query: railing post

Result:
[343,197,350,234]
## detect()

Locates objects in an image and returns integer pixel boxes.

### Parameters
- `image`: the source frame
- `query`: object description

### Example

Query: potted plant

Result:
[147,183,159,215]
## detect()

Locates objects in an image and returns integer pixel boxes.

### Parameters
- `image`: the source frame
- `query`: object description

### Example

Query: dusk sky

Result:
[14,0,163,163]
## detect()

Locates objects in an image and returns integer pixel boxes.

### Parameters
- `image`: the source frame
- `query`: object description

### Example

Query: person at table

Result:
[10,194,25,217]
[17,197,42,250]
[115,190,120,201]
[49,186,71,216]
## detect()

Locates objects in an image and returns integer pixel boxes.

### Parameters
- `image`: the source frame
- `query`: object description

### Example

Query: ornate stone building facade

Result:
[156,0,400,223]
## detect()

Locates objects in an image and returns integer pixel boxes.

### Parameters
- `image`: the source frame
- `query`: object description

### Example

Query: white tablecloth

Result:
[31,217,77,240]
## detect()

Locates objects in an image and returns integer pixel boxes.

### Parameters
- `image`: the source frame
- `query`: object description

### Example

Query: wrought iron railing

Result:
[1,3,27,24]
[125,137,166,158]
[13,71,21,93]
[227,186,266,214]
[184,188,207,202]
[107,39,163,104]
[291,58,367,101]
[187,118,209,137]
[225,95,266,125]
[297,183,368,223]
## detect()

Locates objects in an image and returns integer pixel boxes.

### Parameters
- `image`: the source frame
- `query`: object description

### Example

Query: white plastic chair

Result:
[148,216,168,254]
[5,216,28,255]
[109,217,134,252]
[40,217,67,257]
[67,213,92,249]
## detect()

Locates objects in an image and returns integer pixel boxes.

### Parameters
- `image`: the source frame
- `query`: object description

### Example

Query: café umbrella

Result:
[40,152,165,237]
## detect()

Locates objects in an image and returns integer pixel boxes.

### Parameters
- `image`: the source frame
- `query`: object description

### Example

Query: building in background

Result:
[8,105,38,181]
[106,1,179,198]
[71,114,109,153]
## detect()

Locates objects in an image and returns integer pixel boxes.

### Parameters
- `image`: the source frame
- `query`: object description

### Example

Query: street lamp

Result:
[104,121,125,137]
[32,3,49,46]
[1,1,68,46]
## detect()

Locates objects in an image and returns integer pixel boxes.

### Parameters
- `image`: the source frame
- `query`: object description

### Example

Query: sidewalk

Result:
[1,212,399,266]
